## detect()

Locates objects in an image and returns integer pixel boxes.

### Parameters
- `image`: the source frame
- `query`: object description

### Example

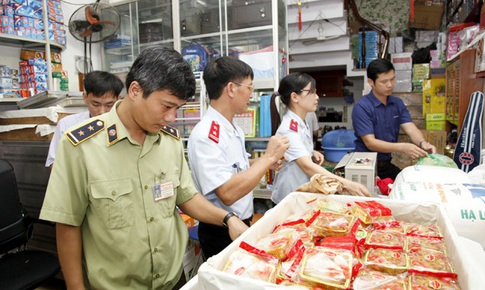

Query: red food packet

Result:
[353,201,393,224]
[223,241,280,283]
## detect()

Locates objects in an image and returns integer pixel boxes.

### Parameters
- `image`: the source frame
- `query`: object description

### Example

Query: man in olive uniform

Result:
[39,47,248,290]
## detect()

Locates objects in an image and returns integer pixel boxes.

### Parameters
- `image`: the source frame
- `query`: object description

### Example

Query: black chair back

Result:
[0,159,61,290]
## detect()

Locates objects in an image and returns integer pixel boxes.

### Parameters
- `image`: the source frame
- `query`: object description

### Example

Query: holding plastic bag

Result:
[415,154,458,168]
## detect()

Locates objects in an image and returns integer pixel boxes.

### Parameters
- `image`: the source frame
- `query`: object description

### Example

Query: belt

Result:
[377,160,391,167]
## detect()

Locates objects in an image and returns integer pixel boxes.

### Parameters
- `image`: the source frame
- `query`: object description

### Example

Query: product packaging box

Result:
[412,79,423,92]
[189,192,485,290]
[421,129,447,154]
[391,52,413,70]
[426,120,446,131]
[413,63,430,80]
[422,79,446,116]
[409,1,445,30]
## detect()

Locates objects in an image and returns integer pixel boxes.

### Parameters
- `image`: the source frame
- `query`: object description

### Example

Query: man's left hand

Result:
[227,216,249,241]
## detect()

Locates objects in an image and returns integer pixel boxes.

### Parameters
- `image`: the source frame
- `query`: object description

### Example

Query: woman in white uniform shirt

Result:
[270,72,370,204]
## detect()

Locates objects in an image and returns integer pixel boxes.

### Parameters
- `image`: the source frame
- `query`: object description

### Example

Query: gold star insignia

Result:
[88,125,94,131]
[78,130,85,136]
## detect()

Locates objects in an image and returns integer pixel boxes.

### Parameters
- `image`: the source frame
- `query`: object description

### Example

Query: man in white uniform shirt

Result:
[305,111,320,149]
[45,71,123,168]
[188,57,289,258]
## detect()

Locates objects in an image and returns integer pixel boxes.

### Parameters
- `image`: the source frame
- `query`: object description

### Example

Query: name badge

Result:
[153,181,174,201]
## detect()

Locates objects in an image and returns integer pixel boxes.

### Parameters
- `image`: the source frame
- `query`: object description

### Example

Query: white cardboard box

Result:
[391,52,413,70]
[184,192,484,290]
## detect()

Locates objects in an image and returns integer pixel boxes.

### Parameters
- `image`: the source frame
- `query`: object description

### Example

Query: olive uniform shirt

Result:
[40,101,197,290]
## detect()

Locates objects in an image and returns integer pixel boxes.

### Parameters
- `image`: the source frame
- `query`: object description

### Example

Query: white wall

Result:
[61,1,103,92]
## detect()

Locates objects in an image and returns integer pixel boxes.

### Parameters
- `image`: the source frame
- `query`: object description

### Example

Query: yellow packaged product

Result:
[273,220,313,247]
[255,228,300,261]
[352,267,407,289]
[309,211,356,237]
[365,230,406,251]
[351,200,393,224]
[408,273,460,289]
[364,248,408,275]
[298,247,353,289]
[406,236,447,253]
[404,223,443,239]
[223,241,280,283]
[317,198,348,214]
[407,248,457,279]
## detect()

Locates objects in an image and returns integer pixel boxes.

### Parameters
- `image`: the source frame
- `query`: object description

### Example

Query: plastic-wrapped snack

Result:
[406,236,447,253]
[298,247,353,289]
[372,220,404,233]
[317,198,349,214]
[352,267,407,290]
[315,235,357,252]
[309,211,356,237]
[223,241,280,283]
[365,230,406,251]
[404,223,443,240]
[273,220,314,247]
[296,174,344,195]
[352,201,393,224]
[408,273,461,289]
[255,228,301,261]
[364,248,408,275]
[408,249,457,279]
[279,242,306,281]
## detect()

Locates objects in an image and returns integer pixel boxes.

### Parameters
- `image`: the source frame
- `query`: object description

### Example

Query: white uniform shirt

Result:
[272,110,313,204]
[305,112,319,139]
[187,106,253,220]
[45,111,90,167]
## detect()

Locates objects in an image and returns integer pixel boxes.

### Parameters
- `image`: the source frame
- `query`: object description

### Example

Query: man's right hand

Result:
[264,135,290,163]
[401,143,428,159]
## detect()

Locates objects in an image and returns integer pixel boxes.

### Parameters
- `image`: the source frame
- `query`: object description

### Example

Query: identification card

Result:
[154,181,174,201]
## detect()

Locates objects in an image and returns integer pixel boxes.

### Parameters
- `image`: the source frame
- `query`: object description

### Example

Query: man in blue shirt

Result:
[352,58,436,180]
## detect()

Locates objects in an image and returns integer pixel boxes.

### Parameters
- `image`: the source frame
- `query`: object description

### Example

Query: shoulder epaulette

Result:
[290,119,298,132]
[160,125,180,140]
[65,119,105,146]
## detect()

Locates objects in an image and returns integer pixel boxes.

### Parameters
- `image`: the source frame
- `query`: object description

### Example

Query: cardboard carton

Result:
[409,2,445,30]
[192,192,485,290]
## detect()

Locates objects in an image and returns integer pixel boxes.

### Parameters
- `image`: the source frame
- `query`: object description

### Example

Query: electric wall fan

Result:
[68,0,120,73]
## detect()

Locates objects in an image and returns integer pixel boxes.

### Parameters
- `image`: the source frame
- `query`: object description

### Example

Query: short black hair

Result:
[83,71,123,97]
[203,56,254,101]
[367,58,395,82]
[126,46,195,100]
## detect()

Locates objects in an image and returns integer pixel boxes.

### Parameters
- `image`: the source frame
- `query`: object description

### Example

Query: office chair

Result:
[0,159,61,290]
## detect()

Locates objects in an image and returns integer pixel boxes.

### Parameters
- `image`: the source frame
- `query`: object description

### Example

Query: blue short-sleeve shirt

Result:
[352,90,412,161]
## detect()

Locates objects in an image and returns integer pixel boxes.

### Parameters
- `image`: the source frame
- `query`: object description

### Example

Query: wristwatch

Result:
[419,140,428,149]
[222,212,238,228]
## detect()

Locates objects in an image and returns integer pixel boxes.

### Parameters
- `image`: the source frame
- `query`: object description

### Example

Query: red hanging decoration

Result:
[298,1,302,31]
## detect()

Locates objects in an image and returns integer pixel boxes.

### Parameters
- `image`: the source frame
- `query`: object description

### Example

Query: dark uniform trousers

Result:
[197,216,252,259]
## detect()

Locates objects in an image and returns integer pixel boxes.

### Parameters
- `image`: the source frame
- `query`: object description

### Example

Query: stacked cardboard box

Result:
[391,52,412,92]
